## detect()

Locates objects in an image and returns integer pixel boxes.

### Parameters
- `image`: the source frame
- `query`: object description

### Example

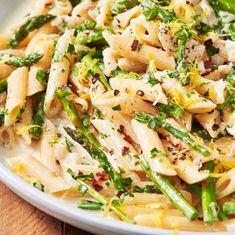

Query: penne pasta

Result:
[103,31,176,71]
[44,29,75,116]
[5,67,28,126]
[131,119,176,176]
[10,155,71,194]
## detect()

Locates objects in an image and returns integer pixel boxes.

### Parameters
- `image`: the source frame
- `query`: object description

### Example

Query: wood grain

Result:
[0,182,92,235]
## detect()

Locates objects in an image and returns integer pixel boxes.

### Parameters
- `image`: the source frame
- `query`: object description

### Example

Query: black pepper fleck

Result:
[113,89,120,96]
[136,90,144,96]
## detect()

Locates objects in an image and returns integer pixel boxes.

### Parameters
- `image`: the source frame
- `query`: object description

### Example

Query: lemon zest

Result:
[16,125,40,136]
[11,160,26,174]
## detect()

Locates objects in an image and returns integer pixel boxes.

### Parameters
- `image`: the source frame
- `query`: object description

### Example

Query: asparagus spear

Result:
[93,63,111,89]
[141,0,175,21]
[229,23,235,41]
[112,0,138,14]
[78,19,96,31]
[176,27,192,65]
[0,53,43,67]
[134,112,210,157]
[202,161,218,224]
[192,123,212,141]
[77,200,104,210]
[8,14,56,49]
[140,156,198,220]
[158,103,184,118]
[175,27,196,85]
[56,88,100,146]
[31,93,45,139]
[223,201,235,216]
[220,0,235,13]
[65,127,124,191]
[0,77,8,94]
[212,0,235,14]
[56,88,124,191]
[76,29,107,46]
[35,70,49,87]
[67,168,134,223]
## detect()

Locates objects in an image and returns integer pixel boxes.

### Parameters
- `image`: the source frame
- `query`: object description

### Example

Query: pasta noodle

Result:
[5,67,28,126]
[44,29,75,116]
[103,31,176,71]
[10,155,70,193]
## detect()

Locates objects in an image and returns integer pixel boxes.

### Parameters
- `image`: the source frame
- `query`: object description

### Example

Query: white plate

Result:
[0,1,233,234]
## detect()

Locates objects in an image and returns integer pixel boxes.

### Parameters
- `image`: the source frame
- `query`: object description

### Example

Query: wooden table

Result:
[0,182,93,235]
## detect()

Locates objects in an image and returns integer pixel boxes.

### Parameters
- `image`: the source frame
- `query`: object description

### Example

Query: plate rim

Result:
[0,162,233,235]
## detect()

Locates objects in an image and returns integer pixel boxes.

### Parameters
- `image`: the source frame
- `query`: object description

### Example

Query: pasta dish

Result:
[1,0,235,232]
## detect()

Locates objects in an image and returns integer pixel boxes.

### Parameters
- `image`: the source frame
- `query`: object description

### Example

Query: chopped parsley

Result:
[158,104,184,118]
[168,71,180,79]
[112,104,121,111]
[147,72,159,85]
[32,182,45,192]
[67,43,75,54]
[69,0,82,7]
[112,0,138,14]
[204,89,209,97]
[100,132,109,139]
[95,109,104,119]
[150,148,167,158]
[35,70,49,87]
[206,45,219,57]
[16,107,25,123]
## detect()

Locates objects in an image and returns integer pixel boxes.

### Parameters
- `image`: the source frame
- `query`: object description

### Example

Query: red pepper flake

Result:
[179,155,186,160]
[175,143,183,151]
[117,190,125,198]
[124,135,133,144]
[56,160,60,165]
[96,171,106,177]
[201,70,212,76]
[96,171,107,181]
[70,84,78,94]
[109,149,114,155]
[204,39,213,48]
[45,2,53,7]
[131,40,139,51]
[204,60,213,69]
[119,125,125,134]
[92,73,99,84]
[92,180,103,191]
[122,146,129,156]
